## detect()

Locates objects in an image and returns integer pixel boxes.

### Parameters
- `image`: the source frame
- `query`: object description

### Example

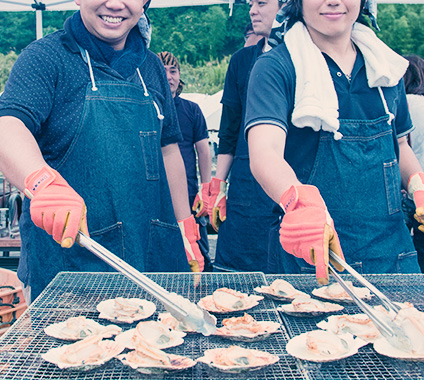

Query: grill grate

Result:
[266,273,424,380]
[2,272,423,379]
[0,272,306,380]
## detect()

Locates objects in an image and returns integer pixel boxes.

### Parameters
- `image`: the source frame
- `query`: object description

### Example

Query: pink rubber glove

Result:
[408,172,424,232]
[192,182,210,217]
[24,165,88,248]
[279,185,345,285]
[208,177,227,232]
[178,215,204,272]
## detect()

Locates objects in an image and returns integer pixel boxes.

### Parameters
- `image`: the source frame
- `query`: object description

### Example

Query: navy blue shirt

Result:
[245,41,413,184]
[0,20,182,168]
[218,39,264,155]
[174,95,208,197]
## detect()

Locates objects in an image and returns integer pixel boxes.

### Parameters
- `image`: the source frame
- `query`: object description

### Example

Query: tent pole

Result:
[36,9,43,40]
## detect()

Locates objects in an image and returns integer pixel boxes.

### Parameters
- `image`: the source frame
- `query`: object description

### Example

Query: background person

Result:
[403,54,424,272]
[0,0,203,303]
[246,0,422,283]
[209,0,284,273]
[243,22,262,47]
[158,51,213,272]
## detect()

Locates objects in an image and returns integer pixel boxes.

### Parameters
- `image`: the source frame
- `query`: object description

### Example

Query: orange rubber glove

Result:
[408,172,424,232]
[178,215,204,272]
[279,185,345,285]
[192,182,210,218]
[208,177,227,232]
[24,165,88,248]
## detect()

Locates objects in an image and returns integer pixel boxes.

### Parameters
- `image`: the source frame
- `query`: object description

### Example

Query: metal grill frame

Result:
[1,272,424,379]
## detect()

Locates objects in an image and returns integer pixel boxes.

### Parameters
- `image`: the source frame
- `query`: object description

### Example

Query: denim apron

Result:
[214,49,277,273]
[268,88,420,274]
[19,50,190,300]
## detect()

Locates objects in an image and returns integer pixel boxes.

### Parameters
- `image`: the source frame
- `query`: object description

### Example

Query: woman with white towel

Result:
[245,0,423,284]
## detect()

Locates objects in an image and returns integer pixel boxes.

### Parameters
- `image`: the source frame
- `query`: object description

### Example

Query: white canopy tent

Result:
[181,91,223,133]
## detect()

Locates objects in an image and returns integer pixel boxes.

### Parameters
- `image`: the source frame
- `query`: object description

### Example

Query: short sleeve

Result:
[393,79,413,138]
[245,45,295,139]
[192,103,208,143]
[0,42,58,134]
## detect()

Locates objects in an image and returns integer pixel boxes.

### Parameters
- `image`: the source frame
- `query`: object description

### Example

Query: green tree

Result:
[377,5,424,56]
[0,13,35,53]
[0,51,18,92]
[149,4,249,63]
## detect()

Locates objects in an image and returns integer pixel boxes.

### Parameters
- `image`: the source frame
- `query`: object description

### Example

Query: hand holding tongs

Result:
[77,232,216,336]
[328,250,412,352]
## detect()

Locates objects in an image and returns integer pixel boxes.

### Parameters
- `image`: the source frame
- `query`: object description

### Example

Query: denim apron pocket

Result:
[139,131,160,181]
[383,159,402,215]
[146,219,189,272]
[227,156,253,207]
[63,222,125,273]
[396,251,419,273]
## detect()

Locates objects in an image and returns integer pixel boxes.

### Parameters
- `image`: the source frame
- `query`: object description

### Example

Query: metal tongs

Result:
[77,232,216,336]
[328,250,412,352]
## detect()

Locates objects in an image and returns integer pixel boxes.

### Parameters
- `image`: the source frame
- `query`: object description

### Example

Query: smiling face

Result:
[74,0,148,50]
[302,0,361,45]
[249,0,283,38]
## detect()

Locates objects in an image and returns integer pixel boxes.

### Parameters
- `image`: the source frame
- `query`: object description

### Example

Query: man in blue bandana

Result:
[0,0,203,303]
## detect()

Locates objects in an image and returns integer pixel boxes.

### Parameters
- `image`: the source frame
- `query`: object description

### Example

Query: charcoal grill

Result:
[0,272,423,379]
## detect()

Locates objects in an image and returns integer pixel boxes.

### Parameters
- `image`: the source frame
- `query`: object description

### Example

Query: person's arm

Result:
[0,116,88,247]
[0,116,46,190]
[161,143,192,220]
[194,138,211,184]
[248,123,300,202]
[399,136,423,188]
[215,154,233,181]
[162,142,205,272]
[399,135,424,234]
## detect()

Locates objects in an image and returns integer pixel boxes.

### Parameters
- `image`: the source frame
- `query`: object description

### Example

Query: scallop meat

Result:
[197,345,279,373]
[254,279,310,301]
[96,297,156,323]
[197,288,263,313]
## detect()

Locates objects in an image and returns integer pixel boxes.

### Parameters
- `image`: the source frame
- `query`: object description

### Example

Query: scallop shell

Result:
[373,304,424,360]
[198,288,263,313]
[317,314,380,343]
[96,297,156,323]
[312,281,372,304]
[197,345,279,373]
[286,330,367,362]
[117,338,196,374]
[373,338,424,361]
[41,335,124,370]
[278,297,344,317]
[115,321,186,349]
[157,312,196,333]
[254,279,310,302]
[214,313,280,342]
[44,316,122,341]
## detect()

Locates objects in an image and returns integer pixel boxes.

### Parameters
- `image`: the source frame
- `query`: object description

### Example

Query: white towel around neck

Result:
[284,22,409,140]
